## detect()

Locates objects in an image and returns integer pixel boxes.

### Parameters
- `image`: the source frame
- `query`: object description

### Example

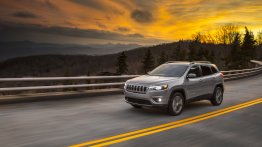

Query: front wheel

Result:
[168,92,185,116]
[210,86,223,106]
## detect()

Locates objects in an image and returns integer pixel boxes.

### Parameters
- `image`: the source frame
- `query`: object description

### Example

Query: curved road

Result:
[0,74,262,147]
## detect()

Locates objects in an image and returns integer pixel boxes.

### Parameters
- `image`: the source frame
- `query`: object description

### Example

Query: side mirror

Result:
[187,73,197,78]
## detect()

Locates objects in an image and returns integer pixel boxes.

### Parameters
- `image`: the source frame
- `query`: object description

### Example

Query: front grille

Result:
[126,97,151,105]
[126,84,147,93]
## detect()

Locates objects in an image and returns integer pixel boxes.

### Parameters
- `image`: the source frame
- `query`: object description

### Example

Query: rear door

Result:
[200,65,214,97]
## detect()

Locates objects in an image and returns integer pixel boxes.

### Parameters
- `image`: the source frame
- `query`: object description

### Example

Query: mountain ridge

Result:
[0,40,142,61]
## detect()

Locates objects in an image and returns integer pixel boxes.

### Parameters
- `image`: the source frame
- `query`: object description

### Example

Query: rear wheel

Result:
[168,92,184,116]
[210,86,223,106]
[131,104,142,108]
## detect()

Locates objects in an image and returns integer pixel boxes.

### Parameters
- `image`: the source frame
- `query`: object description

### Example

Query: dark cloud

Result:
[128,33,144,38]
[106,15,111,21]
[44,0,58,10]
[132,0,158,10]
[113,0,158,11]
[0,21,168,44]
[12,11,39,18]
[72,0,104,10]
[116,27,130,32]
[71,0,124,15]
[16,0,58,10]
[96,22,107,29]
[0,22,149,41]
[131,9,153,23]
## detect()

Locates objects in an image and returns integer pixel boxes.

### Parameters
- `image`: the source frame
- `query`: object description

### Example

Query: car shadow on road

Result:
[185,100,212,110]
[124,100,213,117]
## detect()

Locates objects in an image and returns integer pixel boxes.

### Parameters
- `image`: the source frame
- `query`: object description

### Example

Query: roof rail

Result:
[191,61,211,64]
[165,61,189,63]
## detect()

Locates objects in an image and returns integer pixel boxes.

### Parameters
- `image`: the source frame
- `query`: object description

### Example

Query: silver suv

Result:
[124,61,224,115]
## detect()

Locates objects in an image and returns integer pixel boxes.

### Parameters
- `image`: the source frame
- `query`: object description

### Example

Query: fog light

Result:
[153,97,163,103]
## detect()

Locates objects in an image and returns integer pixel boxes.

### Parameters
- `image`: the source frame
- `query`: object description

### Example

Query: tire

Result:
[168,92,185,116]
[131,104,142,109]
[210,86,223,106]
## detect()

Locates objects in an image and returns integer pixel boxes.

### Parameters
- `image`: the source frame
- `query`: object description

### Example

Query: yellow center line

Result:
[69,98,262,147]
[91,100,262,147]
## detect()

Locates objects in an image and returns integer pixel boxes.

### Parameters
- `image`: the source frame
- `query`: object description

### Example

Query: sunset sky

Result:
[0,0,262,45]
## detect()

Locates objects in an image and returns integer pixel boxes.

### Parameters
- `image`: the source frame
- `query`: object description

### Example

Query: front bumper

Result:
[124,89,169,107]
[125,97,167,107]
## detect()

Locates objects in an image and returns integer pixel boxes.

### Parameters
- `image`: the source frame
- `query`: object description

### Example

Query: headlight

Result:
[124,82,127,89]
[148,84,168,91]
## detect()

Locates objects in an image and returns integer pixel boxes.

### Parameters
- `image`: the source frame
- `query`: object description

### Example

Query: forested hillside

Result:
[0,25,261,78]
[0,41,261,78]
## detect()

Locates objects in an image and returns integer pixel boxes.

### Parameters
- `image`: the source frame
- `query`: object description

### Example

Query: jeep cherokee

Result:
[124,61,224,115]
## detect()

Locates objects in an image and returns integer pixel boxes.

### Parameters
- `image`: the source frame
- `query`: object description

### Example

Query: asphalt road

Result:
[0,74,262,147]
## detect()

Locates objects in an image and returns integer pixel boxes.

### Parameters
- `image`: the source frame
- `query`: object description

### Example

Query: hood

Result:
[127,75,179,86]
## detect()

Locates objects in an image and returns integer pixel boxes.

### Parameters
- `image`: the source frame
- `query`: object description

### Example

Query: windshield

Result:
[148,64,188,77]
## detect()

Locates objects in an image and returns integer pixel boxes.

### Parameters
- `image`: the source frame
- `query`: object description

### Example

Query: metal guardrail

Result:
[0,60,261,93]
[0,75,139,82]
[0,75,139,92]
[222,60,262,80]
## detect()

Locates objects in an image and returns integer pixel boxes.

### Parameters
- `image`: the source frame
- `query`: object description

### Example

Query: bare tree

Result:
[256,31,262,45]
[214,24,239,45]
[203,33,217,44]
[192,32,206,43]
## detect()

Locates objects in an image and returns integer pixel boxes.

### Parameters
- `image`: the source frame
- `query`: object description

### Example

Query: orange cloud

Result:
[0,0,262,44]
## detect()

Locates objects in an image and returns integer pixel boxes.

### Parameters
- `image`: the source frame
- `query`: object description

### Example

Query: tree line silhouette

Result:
[116,25,261,74]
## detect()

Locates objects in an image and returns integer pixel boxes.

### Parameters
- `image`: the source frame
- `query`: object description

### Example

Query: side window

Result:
[211,66,218,73]
[188,66,201,77]
[201,65,212,76]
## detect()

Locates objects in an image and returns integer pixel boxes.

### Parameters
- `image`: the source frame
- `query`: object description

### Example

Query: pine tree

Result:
[172,43,186,61]
[172,43,180,60]
[188,34,204,61]
[209,50,215,63]
[241,27,256,67]
[157,51,168,65]
[180,49,186,61]
[195,47,205,60]
[142,50,155,73]
[200,48,214,62]
[188,42,197,61]
[115,52,128,74]
[226,33,243,69]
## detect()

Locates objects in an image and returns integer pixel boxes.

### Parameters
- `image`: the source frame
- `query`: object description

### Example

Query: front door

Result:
[185,65,203,100]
